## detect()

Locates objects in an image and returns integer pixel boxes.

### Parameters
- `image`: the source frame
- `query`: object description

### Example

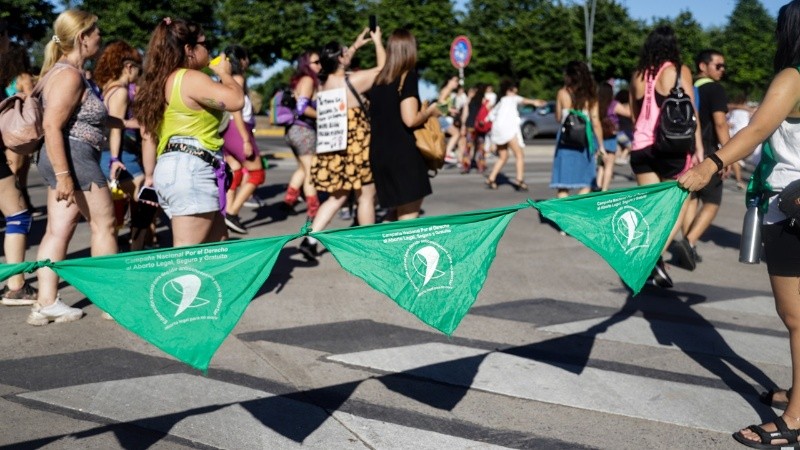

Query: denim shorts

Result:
[100,149,144,181]
[154,151,219,218]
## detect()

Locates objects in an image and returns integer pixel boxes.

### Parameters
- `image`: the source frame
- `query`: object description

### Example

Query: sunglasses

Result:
[715,63,726,70]
[196,40,209,49]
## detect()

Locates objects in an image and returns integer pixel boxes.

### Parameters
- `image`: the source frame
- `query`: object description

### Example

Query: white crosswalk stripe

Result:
[328,342,774,434]
[19,373,511,449]
[540,316,788,367]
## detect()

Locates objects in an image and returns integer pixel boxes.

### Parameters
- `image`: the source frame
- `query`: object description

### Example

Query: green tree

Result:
[79,0,218,50]
[720,0,776,99]
[653,11,712,71]
[218,0,371,66]
[1,0,56,43]
[577,0,644,81]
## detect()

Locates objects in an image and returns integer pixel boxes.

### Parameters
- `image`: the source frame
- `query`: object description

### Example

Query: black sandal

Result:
[761,388,792,410]
[733,416,800,449]
[515,179,529,191]
[485,179,498,190]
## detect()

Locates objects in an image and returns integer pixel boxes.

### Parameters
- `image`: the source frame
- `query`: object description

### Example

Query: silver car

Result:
[519,101,560,141]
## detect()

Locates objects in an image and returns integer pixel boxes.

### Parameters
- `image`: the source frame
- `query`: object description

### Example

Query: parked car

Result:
[519,101,560,141]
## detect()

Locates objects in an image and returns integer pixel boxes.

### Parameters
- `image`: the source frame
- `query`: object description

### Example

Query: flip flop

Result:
[760,388,792,410]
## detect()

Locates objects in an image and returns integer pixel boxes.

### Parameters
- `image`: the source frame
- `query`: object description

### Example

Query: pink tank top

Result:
[632,62,672,151]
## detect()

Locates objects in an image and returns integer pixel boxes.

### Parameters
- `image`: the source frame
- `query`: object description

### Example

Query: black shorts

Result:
[630,146,689,180]
[763,221,800,276]
[696,173,723,205]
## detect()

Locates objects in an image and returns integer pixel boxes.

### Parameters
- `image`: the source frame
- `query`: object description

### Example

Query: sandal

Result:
[485,179,498,190]
[761,388,792,410]
[515,179,529,191]
[733,416,800,449]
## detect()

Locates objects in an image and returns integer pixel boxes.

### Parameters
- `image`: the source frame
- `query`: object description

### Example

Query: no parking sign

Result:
[450,35,472,68]
[450,36,472,85]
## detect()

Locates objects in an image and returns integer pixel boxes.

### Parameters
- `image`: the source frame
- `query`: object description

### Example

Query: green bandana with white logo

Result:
[0,183,691,370]
[533,182,688,294]
[53,235,296,371]
[313,203,526,335]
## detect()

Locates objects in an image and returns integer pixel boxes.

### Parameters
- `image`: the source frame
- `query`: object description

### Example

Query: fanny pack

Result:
[778,179,800,229]
[162,142,232,214]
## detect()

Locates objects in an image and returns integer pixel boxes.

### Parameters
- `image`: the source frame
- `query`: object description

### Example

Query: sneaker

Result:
[672,239,696,271]
[1,283,37,306]
[650,257,674,288]
[298,237,318,261]
[225,214,247,234]
[27,298,84,326]
[242,195,263,209]
[338,207,354,221]
[691,245,702,263]
[101,311,114,320]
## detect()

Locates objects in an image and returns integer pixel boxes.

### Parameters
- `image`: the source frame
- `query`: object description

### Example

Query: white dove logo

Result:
[149,267,222,328]
[612,206,650,254]
[403,240,454,295]
[162,274,210,317]
[414,246,441,287]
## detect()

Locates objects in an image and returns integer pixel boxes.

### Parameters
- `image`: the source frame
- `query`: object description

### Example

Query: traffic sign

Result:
[450,36,472,69]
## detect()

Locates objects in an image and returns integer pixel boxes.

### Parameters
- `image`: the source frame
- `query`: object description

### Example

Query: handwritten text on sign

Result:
[316,88,348,154]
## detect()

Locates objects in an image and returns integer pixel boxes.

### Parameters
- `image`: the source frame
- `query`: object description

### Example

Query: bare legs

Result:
[737,275,800,445]
[36,183,118,307]
[0,175,28,290]
[227,157,263,217]
[171,211,227,247]
[310,184,376,232]
[487,139,526,188]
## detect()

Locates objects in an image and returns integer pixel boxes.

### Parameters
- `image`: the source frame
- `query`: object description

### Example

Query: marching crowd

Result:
[2,2,800,447]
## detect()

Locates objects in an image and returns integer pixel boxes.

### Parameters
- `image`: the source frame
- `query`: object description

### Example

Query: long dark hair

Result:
[290,51,319,89]
[564,60,596,110]
[636,25,682,76]
[374,29,417,86]
[0,42,31,88]
[134,18,203,138]
[468,83,488,110]
[598,82,615,136]
[775,0,800,73]
[223,44,249,94]
[318,41,344,84]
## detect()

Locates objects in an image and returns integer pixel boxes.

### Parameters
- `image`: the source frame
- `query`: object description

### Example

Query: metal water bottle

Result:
[739,195,762,264]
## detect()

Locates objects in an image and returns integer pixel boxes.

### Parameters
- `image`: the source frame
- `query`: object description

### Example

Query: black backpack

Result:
[655,72,696,154]
[558,109,588,149]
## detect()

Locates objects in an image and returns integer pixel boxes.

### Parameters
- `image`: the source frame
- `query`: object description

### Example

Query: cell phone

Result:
[369,15,377,32]
[137,186,159,203]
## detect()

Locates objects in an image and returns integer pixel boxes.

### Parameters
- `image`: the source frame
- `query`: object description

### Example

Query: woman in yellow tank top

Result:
[135,18,244,247]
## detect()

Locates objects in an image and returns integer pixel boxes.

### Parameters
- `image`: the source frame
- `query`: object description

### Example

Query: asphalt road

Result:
[0,138,783,449]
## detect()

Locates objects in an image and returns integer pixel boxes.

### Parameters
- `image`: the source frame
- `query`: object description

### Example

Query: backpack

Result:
[0,83,45,155]
[655,72,697,154]
[415,104,446,173]
[270,88,296,126]
[474,102,492,133]
[398,73,446,175]
[558,109,589,149]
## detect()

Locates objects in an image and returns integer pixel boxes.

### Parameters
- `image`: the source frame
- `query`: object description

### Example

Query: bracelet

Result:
[110,156,120,162]
[54,170,70,177]
[707,153,724,171]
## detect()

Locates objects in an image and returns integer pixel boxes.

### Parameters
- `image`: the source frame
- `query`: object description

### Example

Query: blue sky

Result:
[621,0,783,28]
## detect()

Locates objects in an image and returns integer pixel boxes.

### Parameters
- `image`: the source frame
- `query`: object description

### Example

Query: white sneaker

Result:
[242,195,263,209]
[27,298,84,326]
